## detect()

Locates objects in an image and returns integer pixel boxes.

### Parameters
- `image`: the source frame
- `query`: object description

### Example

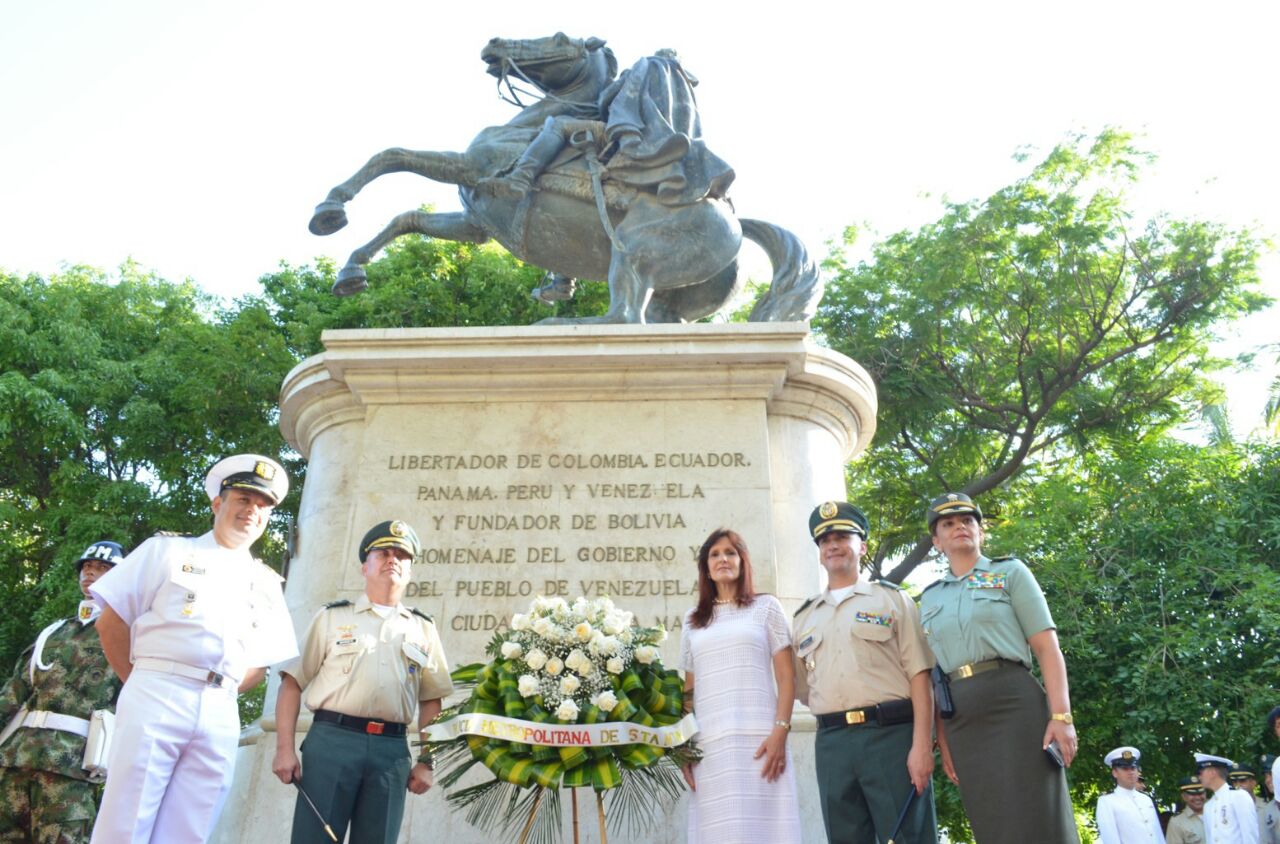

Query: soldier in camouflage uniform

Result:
[0,540,125,844]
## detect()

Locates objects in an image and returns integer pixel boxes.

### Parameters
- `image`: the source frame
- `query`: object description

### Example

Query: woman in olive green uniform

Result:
[919,493,1078,843]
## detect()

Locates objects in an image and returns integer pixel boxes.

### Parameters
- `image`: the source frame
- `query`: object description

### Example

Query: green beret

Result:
[927,492,982,530]
[808,501,868,543]
[358,520,421,562]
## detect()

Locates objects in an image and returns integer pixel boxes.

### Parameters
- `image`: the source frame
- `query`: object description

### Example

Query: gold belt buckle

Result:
[955,664,975,679]
[845,710,867,725]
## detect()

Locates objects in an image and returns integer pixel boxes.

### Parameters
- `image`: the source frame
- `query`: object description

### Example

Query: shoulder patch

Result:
[410,607,434,623]
[793,596,818,617]
[323,599,352,610]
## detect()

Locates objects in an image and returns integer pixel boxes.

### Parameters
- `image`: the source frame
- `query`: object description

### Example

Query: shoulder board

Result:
[410,607,434,623]
[155,530,191,537]
[874,579,906,590]
[793,596,818,617]
[323,599,352,610]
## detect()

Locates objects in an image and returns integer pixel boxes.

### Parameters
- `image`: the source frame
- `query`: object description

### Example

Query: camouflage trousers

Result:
[0,768,97,844]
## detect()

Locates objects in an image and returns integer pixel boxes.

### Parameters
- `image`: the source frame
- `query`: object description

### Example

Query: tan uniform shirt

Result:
[283,594,453,724]
[1165,807,1205,844]
[791,578,934,713]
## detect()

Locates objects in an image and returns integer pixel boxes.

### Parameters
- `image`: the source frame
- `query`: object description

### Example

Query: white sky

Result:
[2,0,1277,430]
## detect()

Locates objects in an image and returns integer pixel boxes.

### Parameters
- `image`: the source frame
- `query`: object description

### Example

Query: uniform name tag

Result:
[335,637,357,646]
[854,611,892,627]
[797,634,814,651]
[403,642,429,667]
[181,564,206,575]
[965,572,1007,589]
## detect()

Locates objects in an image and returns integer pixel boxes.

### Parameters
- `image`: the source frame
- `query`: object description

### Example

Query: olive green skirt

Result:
[946,662,1078,843]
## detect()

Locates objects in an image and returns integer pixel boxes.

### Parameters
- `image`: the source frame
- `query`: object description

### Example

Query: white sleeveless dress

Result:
[679,595,802,843]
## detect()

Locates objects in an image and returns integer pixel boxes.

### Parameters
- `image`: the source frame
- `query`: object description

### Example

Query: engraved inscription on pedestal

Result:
[347,399,774,665]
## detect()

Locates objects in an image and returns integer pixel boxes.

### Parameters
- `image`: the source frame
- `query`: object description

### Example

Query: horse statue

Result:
[308,33,822,324]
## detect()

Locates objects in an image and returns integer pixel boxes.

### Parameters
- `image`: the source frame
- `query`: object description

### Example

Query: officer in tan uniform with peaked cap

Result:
[792,501,937,844]
[273,519,453,844]
[1166,776,1208,844]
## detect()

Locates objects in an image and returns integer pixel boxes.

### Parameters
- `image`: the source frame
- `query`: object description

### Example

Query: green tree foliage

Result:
[816,130,1269,582]
[255,236,611,360]
[0,264,297,666]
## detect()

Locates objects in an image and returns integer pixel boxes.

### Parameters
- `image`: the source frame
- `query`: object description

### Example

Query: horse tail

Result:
[740,218,823,323]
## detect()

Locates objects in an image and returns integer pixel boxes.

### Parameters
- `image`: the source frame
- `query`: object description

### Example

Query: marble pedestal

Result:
[212,322,876,844]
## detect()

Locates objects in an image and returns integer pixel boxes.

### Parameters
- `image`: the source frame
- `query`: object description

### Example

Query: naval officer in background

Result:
[89,454,298,843]
[1196,753,1259,844]
[1096,746,1164,844]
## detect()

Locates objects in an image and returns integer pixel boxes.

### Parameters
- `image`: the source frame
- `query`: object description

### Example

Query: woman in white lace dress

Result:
[678,528,802,843]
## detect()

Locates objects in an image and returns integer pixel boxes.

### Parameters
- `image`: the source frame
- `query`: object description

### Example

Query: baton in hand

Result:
[885,781,927,844]
[293,778,338,842]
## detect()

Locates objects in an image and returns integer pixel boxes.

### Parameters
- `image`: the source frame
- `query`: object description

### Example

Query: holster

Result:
[932,665,955,719]
[82,709,115,782]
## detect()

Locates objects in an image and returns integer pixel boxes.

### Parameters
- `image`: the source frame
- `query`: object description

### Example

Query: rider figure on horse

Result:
[481,49,735,207]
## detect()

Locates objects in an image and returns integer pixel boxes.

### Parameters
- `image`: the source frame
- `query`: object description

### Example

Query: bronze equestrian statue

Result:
[308,33,822,324]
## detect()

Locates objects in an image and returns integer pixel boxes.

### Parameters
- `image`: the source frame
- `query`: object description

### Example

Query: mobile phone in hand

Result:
[1045,740,1065,767]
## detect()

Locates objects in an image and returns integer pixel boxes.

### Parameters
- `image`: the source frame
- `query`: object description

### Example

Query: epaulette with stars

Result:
[410,607,434,623]
[793,596,818,617]
[322,599,352,610]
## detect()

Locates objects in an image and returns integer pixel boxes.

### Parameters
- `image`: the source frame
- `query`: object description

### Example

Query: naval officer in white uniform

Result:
[88,454,299,843]
[1197,753,1260,844]
[1096,746,1164,844]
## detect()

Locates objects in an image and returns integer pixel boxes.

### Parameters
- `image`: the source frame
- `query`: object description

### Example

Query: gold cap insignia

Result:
[390,520,407,537]
[1121,751,1134,760]
[946,493,958,501]
[254,460,276,480]
[818,502,838,519]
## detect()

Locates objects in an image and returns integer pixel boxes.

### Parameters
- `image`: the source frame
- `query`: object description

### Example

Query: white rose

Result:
[565,649,588,672]
[525,648,548,670]
[606,657,624,675]
[574,622,593,641]
[556,698,580,721]
[560,675,581,695]
[501,641,524,660]
[532,596,550,612]
[511,613,529,631]
[533,617,554,637]
[654,625,668,643]
[595,690,618,712]
[599,636,620,656]
[545,657,565,676]
[619,629,634,645]
[518,674,539,697]
[576,659,595,676]
[634,645,658,665]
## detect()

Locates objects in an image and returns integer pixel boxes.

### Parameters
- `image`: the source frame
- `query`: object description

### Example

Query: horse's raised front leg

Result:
[310,149,472,236]
[334,210,490,296]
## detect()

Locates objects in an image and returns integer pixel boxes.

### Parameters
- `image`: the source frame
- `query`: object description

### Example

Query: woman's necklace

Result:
[713,597,733,605]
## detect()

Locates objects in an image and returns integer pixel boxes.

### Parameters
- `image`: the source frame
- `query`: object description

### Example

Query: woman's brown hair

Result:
[687,528,756,629]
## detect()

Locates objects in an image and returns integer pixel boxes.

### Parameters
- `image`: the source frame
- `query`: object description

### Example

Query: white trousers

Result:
[90,669,240,844]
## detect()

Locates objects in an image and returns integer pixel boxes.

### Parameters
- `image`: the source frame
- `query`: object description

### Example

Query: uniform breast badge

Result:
[182,592,197,616]
[965,571,1007,589]
[853,611,892,627]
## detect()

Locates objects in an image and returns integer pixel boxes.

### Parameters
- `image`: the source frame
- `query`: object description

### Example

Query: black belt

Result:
[815,698,914,730]
[313,709,408,737]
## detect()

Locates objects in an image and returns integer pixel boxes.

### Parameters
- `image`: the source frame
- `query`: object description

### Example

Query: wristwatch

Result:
[774,720,791,731]
[1050,712,1074,725]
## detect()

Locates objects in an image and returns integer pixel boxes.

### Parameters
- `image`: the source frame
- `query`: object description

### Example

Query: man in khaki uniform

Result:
[1229,761,1270,826]
[273,520,453,844]
[792,501,936,844]
[1166,776,1207,844]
